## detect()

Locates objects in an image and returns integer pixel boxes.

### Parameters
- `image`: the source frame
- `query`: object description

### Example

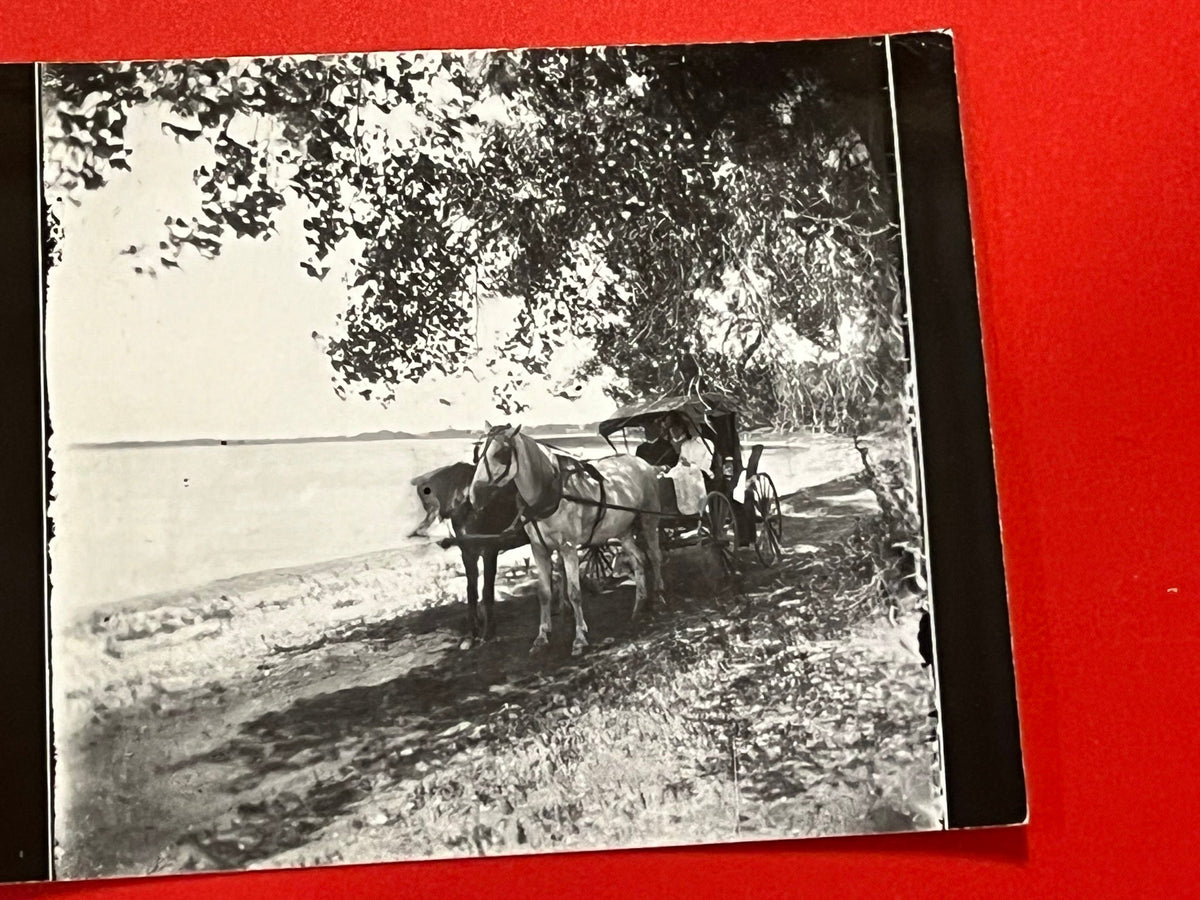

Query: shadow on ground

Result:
[60,471,900,876]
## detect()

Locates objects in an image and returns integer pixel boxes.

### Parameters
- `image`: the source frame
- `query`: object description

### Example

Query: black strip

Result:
[0,63,52,882]
[889,32,1027,828]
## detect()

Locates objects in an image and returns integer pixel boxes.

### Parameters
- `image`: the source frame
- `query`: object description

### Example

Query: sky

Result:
[44,99,619,446]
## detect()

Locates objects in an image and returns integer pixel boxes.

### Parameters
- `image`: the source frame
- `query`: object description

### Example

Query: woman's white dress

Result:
[665,436,712,515]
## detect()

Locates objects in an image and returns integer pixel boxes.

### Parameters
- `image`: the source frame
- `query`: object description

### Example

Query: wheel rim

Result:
[581,544,617,588]
[699,492,740,575]
[753,474,783,567]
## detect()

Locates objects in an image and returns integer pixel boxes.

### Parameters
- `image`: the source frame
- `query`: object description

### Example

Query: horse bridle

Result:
[477,428,516,488]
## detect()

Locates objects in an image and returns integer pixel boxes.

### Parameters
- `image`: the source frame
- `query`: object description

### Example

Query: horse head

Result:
[470,423,522,508]
[409,463,474,537]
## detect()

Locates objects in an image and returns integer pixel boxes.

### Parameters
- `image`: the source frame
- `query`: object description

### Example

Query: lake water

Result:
[49,434,861,616]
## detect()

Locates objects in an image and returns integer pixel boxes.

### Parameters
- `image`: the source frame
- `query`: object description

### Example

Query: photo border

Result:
[889,31,1026,829]
[0,61,53,884]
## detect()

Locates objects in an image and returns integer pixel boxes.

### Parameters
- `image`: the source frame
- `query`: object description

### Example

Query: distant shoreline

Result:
[69,426,597,451]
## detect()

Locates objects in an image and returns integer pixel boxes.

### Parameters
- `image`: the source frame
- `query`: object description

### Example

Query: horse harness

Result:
[477,429,610,551]
[518,453,611,553]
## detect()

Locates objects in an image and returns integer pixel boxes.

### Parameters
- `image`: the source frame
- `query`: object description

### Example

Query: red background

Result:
[4,0,1199,896]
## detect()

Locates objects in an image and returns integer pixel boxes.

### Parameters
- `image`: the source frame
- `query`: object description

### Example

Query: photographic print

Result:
[30,33,1022,881]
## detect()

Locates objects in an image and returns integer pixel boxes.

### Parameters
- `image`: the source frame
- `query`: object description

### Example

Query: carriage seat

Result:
[745,444,764,480]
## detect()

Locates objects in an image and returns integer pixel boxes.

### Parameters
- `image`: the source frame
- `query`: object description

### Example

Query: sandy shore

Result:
[53,535,535,723]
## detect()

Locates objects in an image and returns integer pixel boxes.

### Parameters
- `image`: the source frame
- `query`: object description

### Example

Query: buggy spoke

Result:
[753,473,783,567]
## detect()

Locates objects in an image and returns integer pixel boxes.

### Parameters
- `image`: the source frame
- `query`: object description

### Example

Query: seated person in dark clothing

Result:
[635,418,679,467]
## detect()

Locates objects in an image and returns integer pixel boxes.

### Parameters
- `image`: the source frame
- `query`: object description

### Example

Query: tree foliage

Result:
[43,41,904,429]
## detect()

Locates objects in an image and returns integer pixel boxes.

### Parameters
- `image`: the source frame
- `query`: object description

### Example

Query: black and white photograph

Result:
[36,35,1019,881]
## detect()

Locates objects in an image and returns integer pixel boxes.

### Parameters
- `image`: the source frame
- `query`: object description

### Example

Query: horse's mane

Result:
[409,461,473,488]
[513,429,556,486]
[489,427,558,514]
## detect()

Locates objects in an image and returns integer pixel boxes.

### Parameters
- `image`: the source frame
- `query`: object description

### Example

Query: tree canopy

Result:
[43,39,905,430]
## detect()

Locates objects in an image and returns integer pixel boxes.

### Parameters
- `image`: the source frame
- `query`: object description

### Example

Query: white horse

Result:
[470,424,663,655]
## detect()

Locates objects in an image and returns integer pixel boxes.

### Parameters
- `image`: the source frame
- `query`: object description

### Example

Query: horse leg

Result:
[641,515,664,612]
[560,547,589,656]
[529,539,555,653]
[461,549,480,650]
[481,550,498,642]
[552,553,566,618]
[619,532,650,623]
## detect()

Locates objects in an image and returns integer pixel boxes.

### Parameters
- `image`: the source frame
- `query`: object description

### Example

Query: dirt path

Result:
[55,473,940,878]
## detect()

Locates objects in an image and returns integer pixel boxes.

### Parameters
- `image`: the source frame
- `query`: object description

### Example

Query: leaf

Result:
[161,122,202,141]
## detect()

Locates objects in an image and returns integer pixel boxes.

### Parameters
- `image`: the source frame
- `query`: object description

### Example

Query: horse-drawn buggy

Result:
[582,392,785,582]
[412,392,785,654]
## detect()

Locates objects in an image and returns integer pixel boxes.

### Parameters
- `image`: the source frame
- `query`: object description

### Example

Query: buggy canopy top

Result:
[597,392,740,437]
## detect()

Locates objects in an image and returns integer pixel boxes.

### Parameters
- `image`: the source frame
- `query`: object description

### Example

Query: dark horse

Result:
[410,462,527,648]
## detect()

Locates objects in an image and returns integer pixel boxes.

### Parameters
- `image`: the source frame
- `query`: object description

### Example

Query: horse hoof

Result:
[459,637,474,651]
[529,637,550,655]
[571,637,589,656]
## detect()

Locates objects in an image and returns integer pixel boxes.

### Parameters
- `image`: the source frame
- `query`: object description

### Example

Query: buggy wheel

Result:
[751,473,784,567]
[581,543,620,592]
[698,492,740,576]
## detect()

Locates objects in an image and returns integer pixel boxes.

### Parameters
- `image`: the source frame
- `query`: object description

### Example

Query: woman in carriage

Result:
[662,412,718,516]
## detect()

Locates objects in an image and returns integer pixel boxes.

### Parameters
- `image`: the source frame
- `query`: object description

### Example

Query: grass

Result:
[248,535,941,870]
